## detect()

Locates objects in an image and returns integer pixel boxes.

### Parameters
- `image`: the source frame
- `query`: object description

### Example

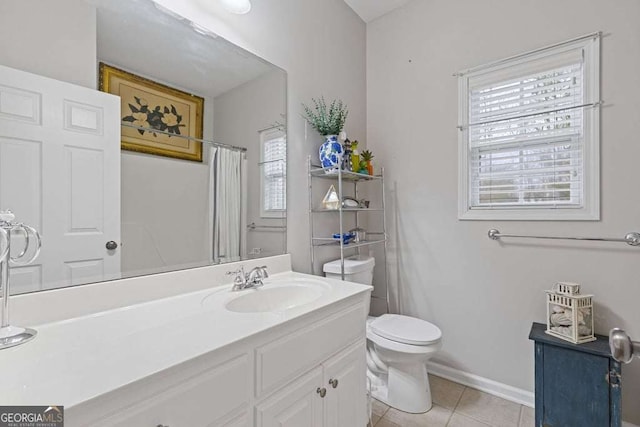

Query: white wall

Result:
[0,0,97,89]
[213,69,287,257]
[120,149,211,275]
[115,63,215,276]
[367,0,640,423]
[152,0,367,274]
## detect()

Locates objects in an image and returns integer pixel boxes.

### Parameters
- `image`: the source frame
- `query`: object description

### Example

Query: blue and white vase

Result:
[319,135,343,173]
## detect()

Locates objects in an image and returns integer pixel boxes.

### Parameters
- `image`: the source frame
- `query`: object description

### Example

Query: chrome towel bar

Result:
[247,222,286,231]
[488,229,640,247]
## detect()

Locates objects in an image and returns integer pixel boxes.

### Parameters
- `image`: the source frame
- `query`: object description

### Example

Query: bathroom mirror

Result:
[0,0,287,294]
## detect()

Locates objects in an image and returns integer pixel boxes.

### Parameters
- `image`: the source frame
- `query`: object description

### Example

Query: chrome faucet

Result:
[247,265,268,285]
[227,266,269,291]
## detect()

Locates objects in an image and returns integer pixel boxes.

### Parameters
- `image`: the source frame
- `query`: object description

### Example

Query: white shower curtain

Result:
[209,146,247,263]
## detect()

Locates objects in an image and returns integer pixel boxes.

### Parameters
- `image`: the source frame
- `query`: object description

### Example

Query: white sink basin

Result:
[224,280,329,313]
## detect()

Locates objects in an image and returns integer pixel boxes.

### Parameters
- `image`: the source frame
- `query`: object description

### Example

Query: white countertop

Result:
[0,271,371,407]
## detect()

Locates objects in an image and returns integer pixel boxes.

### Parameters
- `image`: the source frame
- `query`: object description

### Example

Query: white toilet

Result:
[366,314,442,413]
[324,255,443,414]
[323,254,376,284]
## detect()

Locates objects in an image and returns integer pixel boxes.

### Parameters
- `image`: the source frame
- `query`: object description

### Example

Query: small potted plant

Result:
[360,150,374,175]
[302,97,348,171]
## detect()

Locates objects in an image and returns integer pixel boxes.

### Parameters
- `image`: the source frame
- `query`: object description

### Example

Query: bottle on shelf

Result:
[351,140,360,174]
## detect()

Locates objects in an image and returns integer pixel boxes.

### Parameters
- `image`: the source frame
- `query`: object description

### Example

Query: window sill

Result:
[260,212,286,219]
[458,207,600,221]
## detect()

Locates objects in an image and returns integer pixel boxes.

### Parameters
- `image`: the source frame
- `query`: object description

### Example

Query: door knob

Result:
[106,241,118,250]
[316,387,326,398]
[329,378,339,388]
[609,328,640,364]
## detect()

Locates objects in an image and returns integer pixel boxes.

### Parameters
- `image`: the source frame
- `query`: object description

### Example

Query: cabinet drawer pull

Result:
[316,387,327,398]
[157,425,170,427]
[329,378,339,388]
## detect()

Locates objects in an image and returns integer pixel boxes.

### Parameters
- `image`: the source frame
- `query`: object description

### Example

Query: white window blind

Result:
[260,130,286,217]
[458,35,600,220]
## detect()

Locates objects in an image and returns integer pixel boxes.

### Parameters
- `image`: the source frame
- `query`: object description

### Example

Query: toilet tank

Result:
[323,255,375,285]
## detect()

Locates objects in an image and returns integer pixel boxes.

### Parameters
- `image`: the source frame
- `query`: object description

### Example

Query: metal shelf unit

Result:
[312,238,386,249]
[311,208,385,213]
[307,156,390,313]
[309,167,383,181]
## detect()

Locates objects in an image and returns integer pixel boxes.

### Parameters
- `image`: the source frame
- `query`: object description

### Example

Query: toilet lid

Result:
[370,314,442,345]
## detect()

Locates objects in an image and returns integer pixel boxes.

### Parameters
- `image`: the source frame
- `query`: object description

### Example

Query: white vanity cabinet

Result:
[256,366,325,427]
[323,341,367,427]
[256,341,366,427]
[73,351,253,427]
[68,296,369,427]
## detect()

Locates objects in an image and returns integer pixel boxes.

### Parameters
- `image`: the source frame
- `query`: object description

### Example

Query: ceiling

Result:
[343,0,413,23]
[93,0,275,98]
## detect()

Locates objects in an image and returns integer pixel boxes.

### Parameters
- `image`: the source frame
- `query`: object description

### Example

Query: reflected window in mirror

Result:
[260,129,286,218]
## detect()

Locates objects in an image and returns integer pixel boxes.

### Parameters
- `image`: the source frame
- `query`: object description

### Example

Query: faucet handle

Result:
[227,265,245,275]
[259,266,268,278]
[226,266,246,284]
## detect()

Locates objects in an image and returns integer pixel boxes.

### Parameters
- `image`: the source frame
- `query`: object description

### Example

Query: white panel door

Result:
[0,65,120,293]
[256,366,324,427]
[323,340,368,427]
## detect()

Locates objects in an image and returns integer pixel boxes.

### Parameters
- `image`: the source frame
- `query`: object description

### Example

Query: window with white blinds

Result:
[458,35,600,220]
[260,129,286,217]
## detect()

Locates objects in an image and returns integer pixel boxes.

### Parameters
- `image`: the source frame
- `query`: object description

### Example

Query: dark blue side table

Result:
[529,322,622,427]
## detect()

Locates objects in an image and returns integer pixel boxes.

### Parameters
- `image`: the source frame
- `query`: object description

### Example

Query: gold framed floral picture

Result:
[99,62,205,162]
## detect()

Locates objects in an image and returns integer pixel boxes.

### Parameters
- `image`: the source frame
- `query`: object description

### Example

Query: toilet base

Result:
[368,364,433,414]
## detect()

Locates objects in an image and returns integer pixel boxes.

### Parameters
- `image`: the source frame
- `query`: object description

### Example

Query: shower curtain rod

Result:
[120,123,247,152]
[256,124,285,133]
[488,229,640,247]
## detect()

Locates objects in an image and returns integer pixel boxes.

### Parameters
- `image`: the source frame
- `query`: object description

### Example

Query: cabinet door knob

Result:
[329,378,339,388]
[316,387,327,398]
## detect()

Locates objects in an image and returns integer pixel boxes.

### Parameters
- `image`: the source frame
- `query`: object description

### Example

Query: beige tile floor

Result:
[368,375,534,427]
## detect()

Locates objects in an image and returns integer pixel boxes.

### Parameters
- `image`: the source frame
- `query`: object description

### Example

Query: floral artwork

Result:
[99,63,204,162]
[122,96,185,137]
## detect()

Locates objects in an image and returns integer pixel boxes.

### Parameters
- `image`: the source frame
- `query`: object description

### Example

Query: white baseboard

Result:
[427,361,640,427]
[427,361,535,407]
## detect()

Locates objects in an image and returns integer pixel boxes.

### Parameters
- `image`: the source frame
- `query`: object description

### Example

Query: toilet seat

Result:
[370,314,442,346]
[368,328,441,354]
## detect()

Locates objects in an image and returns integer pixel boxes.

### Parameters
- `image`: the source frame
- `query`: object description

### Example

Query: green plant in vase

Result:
[360,150,374,175]
[302,97,348,136]
[302,97,348,171]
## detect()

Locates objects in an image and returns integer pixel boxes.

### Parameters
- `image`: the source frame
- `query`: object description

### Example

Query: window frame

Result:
[259,128,286,219]
[457,36,600,221]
